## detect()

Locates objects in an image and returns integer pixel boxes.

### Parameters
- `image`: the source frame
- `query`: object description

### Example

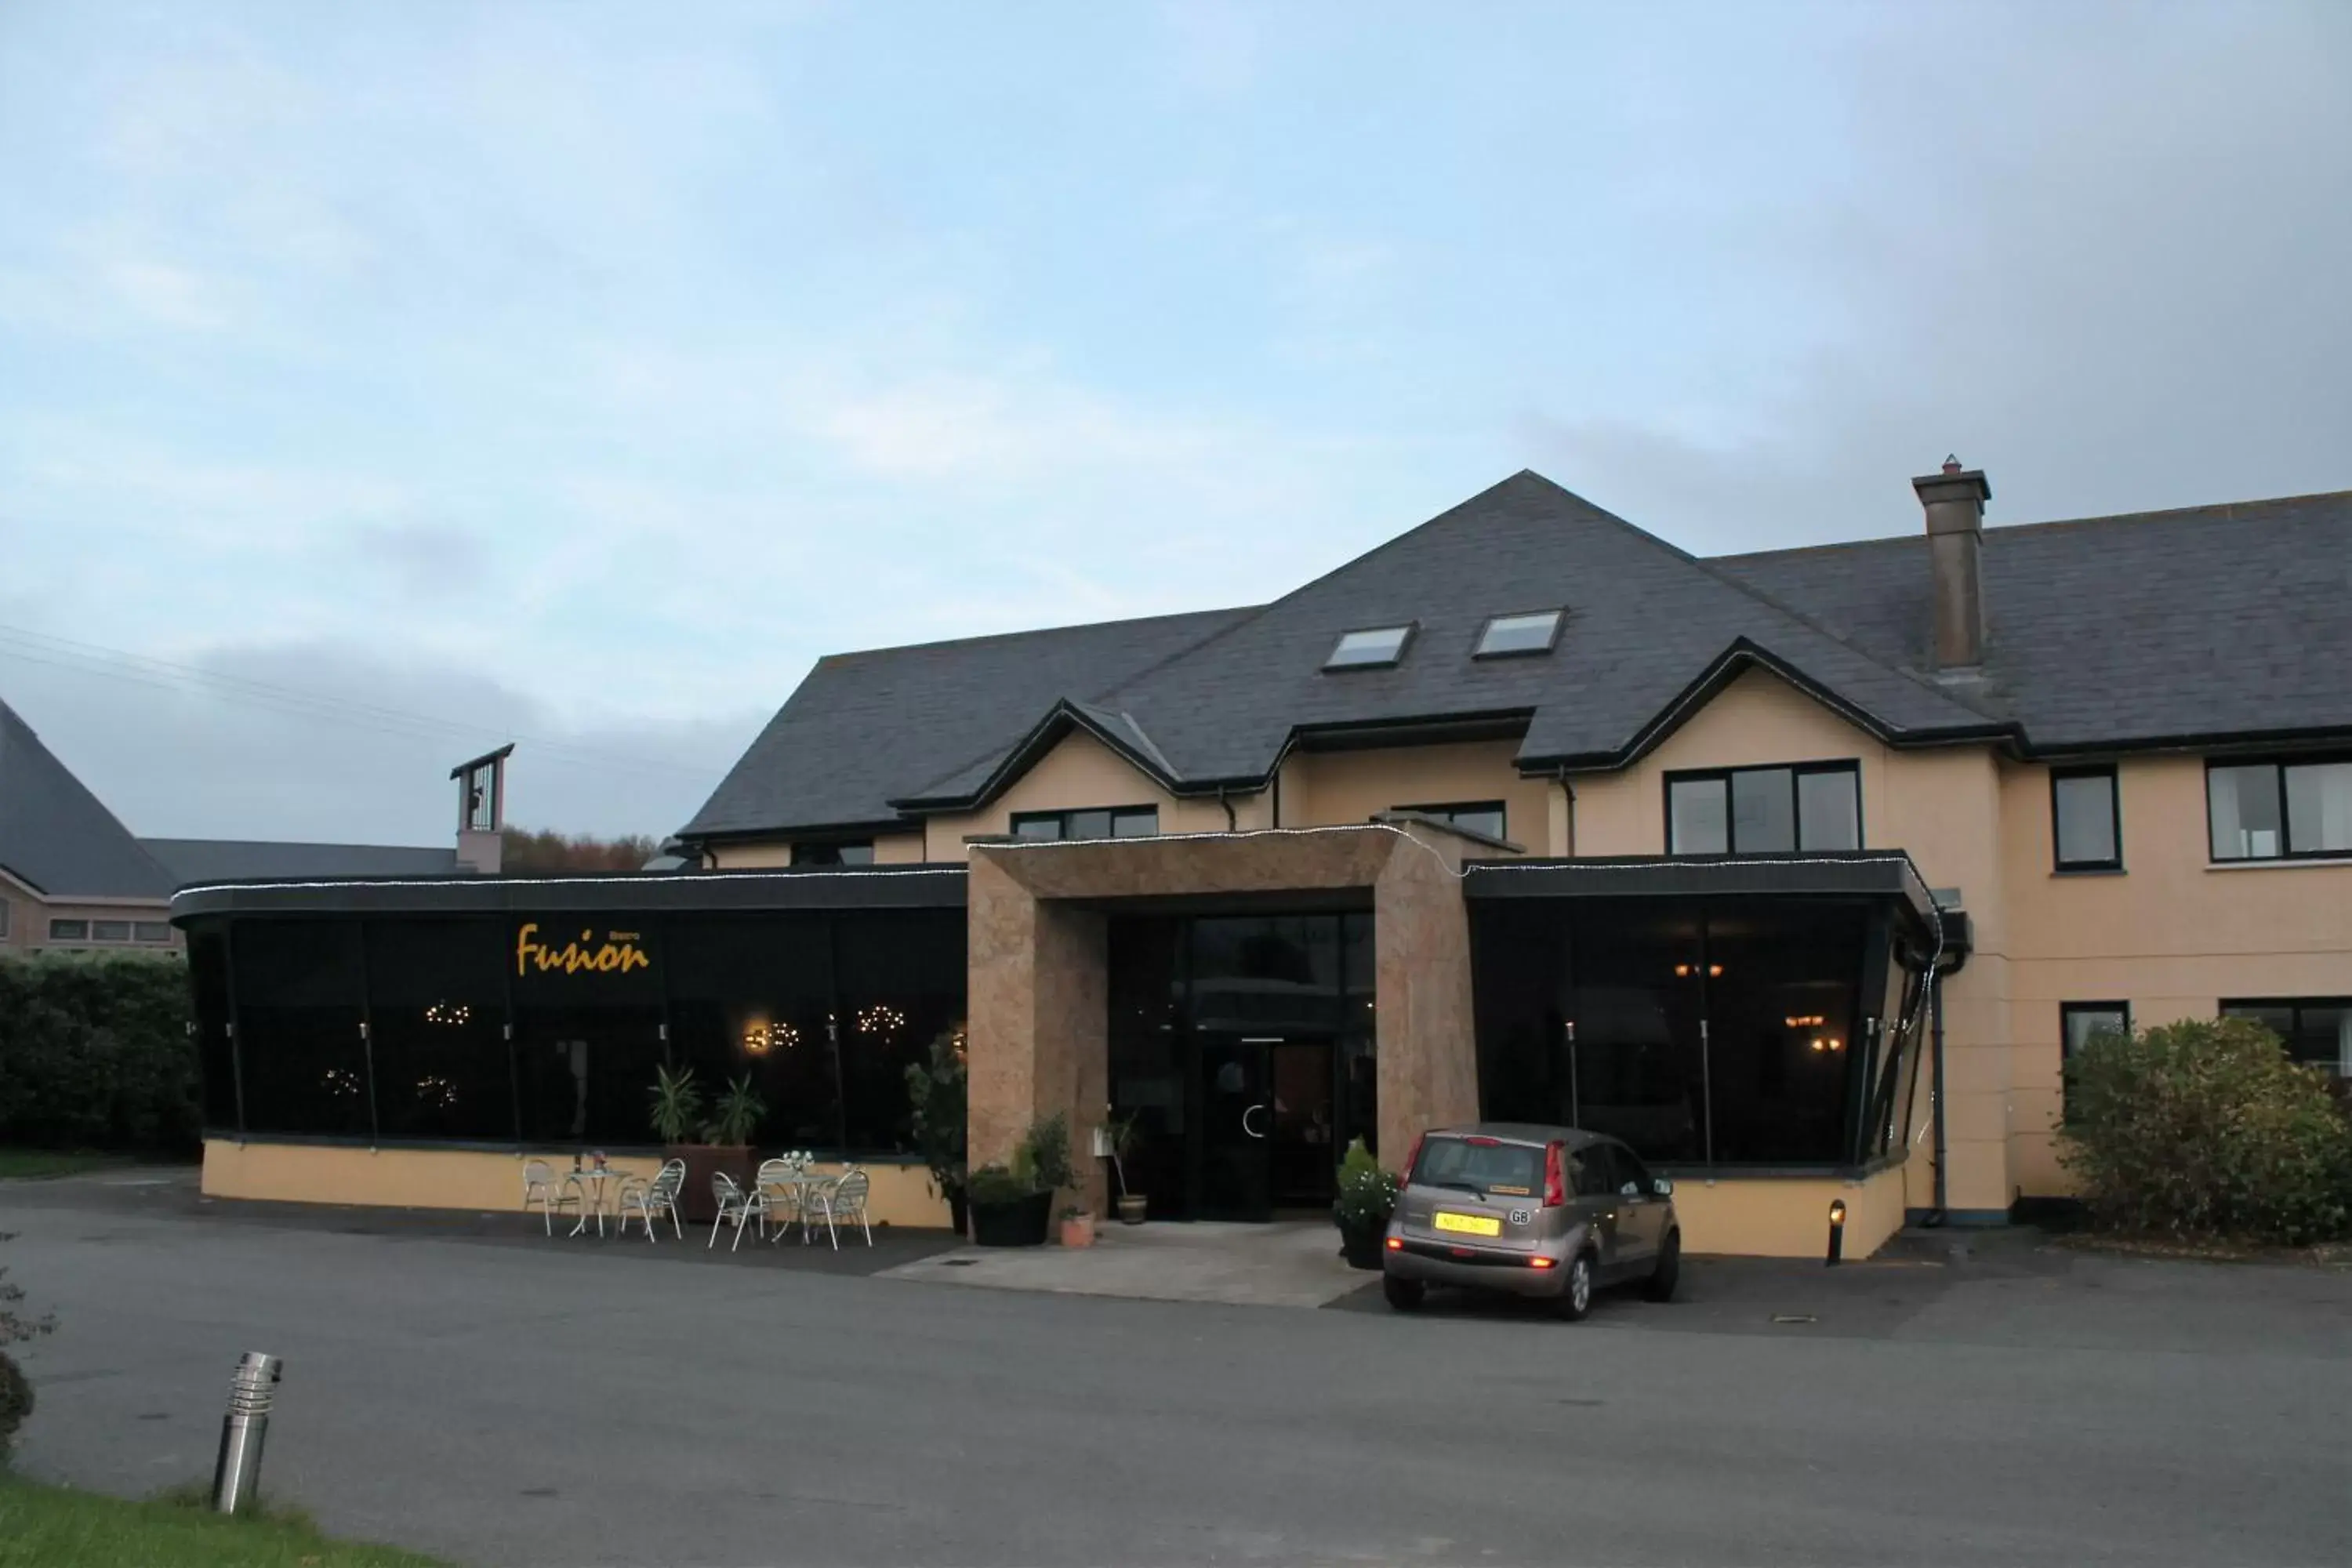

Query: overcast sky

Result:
[2,2,2345,844]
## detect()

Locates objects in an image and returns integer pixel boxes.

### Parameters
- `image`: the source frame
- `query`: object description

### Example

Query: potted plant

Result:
[968,1112,1072,1247]
[905,1024,969,1235]
[1058,1204,1096,1249]
[1105,1112,1148,1225]
[645,1065,764,1225]
[1333,1137,1400,1270]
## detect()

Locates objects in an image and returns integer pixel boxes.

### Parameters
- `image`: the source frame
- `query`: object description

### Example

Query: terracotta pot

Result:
[1116,1194,1148,1225]
[1059,1213,1096,1249]
[671,1145,756,1224]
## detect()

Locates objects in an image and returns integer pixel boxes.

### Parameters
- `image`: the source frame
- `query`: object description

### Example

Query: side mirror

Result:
[1653,1177,1675,1197]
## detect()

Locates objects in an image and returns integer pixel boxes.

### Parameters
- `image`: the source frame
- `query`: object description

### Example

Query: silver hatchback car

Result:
[1381,1123,1680,1320]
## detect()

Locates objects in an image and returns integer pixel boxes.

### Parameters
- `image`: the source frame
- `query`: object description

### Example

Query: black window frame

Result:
[1393,800,1508,842]
[1007,806,1160,841]
[1322,622,1416,672]
[1664,761,1863,856]
[1472,608,1565,660]
[2205,754,2352,862]
[2221,997,2352,1077]
[2059,1000,2132,1120]
[790,840,875,867]
[2050,764,2123,873]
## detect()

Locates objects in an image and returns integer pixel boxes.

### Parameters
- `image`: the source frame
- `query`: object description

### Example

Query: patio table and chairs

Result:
[617,1158,688,1242]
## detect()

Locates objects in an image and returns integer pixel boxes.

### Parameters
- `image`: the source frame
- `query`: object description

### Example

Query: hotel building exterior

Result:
[176,466,2352,1257]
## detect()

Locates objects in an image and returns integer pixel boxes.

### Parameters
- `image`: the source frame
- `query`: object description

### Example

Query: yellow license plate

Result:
[1433,1211,1501,1237]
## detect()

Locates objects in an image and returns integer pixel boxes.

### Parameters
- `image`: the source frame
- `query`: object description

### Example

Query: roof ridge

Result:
[1713,486,2352,565]
[818,603,1257,664]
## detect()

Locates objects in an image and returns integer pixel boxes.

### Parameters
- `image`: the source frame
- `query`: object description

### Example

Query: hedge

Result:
[2058,1015,2352,1246]
[0,952,198,1155]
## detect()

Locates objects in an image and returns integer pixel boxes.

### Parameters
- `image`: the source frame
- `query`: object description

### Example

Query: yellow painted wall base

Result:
[201,1140,956,1230]
[1667,1165,1909,1258]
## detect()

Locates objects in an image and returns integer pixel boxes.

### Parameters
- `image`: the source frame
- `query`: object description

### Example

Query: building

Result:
[174,465,2352,1256]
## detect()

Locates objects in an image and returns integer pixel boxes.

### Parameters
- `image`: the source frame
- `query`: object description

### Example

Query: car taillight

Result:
[1385,1236,1403,1250]
[1544,1141,1566,1207]
[1400,1133,1425,1181]
[1529,1256,1556,1269]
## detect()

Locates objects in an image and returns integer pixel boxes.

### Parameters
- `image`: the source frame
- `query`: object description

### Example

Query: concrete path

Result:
[882,1219,1370,1307]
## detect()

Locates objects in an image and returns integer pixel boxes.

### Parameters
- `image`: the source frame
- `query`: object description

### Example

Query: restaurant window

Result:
[187,927,239,1132]
[665,916,839,1151]
[834,909,964,1154]
[2209,758,2352,861]
[233,919,371,1138]
[1667,764,1861,855]
[791,841,874,867]
[1394,801,1506,841]
[2222,999,2352,1077]
[1009,806,1159,841]
[510,917,664,1147]
[2052,767,2122,871]
[363,920,515,1143]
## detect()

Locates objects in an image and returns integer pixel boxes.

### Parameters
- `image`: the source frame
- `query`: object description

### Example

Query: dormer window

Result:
[1324,624,1414,670]
[1474,608,1563,659]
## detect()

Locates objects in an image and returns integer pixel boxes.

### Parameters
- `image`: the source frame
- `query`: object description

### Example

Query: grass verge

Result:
[0,1475,449,1567]
[0,1149,138,1181]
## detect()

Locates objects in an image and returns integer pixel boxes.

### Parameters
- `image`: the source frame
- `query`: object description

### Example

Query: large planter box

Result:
[671,1145,756,1225]
[970,1190,1053,1247]
[1338,1218,1386,1271]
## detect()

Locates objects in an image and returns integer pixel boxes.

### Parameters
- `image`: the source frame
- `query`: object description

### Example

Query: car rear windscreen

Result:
[1411,1137,1544,1198]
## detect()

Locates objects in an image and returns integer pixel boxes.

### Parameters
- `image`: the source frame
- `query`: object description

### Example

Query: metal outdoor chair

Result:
[522,1159,585,1236]
[804,1166,873,1250]
[709,1171,770,1252]
[757,1153,814,1243]
[618,1159,687,1243]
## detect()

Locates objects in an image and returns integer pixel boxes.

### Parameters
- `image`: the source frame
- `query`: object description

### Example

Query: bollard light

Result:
[1825,1199,1848,1267]
[211,1352,283,1515]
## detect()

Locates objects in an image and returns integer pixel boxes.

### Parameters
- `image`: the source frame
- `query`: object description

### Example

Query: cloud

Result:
[345,521,491,600]
[101,259,229,330]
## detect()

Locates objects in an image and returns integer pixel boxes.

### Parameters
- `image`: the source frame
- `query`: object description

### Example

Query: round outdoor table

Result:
[755,1171,832,1244]
[565,1167,625,1237]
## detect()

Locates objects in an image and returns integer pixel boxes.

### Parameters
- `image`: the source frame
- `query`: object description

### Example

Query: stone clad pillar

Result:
[1371,826,1481,1168]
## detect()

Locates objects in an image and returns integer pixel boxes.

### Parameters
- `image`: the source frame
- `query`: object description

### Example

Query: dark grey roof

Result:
[0,698,173,899]
[681,474,2352,839]
[1715,490,2352,751]
[681,606,1255,837]
[140,839,463,887]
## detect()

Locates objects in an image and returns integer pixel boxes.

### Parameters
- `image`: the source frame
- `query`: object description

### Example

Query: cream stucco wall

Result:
[920,730,1244,858]
[1276,739,1559,852]
[709,831,926,870]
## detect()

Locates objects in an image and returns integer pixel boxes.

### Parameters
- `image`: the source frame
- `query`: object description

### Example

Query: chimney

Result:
[1912,456,1991,669]
[450,744,513,875]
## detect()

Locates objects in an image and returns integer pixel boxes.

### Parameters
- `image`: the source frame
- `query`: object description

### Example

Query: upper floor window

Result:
[1323,624,1414,670]
[1473,609,1563,659]
[2051,766,2122,871]
[792,841,874,866]
[1011,806,1159,841]
[2208,757,2352,861]
[1395,801,1505,840]
[1666,762,1860,855]
[2222,998,2350,1077]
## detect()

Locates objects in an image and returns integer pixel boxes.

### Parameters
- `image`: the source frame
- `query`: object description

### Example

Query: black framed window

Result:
[234,919,371,1138]
[363,920,515,1143]
[791,841,873,866]
[1395,800,1506,840]
[2060,1002,2131,1120]
[1666,763,1860,855]
[2222,999,2351,1077]
[2052,767,2122,871]
[510,917,665,1147]
[1323,624,1414,670]
[1473,609,1563,659]
[666,916,838,1151]
[834,909,964,1154]
[1010,806,1158,841]
[187,927,238,1132]
[2209,758,2352,861]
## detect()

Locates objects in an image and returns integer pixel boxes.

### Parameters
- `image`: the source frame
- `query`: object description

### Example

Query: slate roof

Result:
[140,839,463,887]
[681,472,2352,840]
[0,698,174,900]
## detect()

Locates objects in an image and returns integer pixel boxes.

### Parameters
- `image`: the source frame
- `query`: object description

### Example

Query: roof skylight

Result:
[1474,609,1564,659]
[1324,624,1414,670]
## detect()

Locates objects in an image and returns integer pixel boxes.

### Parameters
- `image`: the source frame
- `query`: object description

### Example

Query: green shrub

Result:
[2059,1017,2352,1245]
[904,1026,968,1202]
[1333,1137,1400,1233]
[2,1230,56,1451]
[1020,1112,1073,1194]
[966,1162,1028,1205]
[0,953,196,1155]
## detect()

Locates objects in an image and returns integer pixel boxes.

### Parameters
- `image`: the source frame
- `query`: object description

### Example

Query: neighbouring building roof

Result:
[140,839,463,887]
[681,471,2352,840]
[0,698,175,900]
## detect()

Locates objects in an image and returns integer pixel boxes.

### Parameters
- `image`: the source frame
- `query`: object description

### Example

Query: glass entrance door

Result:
[1269,1040,1338,1210]
[1196,1034,1272,1221]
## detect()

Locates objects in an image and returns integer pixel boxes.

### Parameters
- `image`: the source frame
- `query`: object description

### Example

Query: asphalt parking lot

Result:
[5,1170,2348,1567]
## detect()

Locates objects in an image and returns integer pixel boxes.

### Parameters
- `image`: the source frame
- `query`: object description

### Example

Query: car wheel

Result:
[1555,1250,1595,1322]
[1382,1274,1425,1312]
[1644,1229,1681,1303]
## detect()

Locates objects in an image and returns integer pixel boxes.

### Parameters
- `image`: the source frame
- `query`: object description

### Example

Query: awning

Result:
[169,865,967,922]
[1463,851,1947,937]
